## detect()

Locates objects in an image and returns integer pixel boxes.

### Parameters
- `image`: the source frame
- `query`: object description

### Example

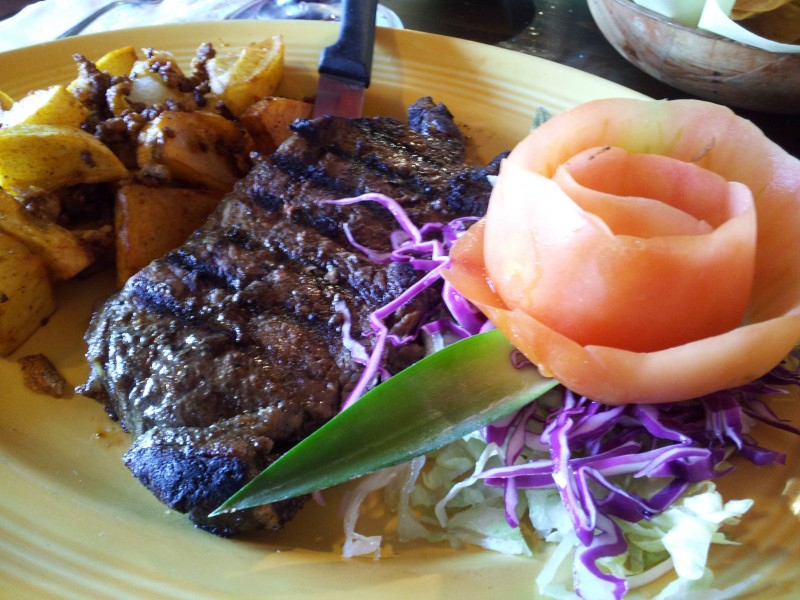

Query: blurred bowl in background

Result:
[587,0,800,114]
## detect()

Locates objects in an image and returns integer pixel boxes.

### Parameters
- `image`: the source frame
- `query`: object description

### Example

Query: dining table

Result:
[1,0,797,158]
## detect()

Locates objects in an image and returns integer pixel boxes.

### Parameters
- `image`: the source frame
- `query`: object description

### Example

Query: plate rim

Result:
[4,19,797,600]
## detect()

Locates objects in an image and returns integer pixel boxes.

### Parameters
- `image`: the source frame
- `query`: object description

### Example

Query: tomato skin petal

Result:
[508,98,800,323]
[444,219,499,308]
[444,98,800,405]
[554,145,741,236]
[484,160,756,353]
[489,302,800,405]
[552,164,714,238]
[445,217,800,405]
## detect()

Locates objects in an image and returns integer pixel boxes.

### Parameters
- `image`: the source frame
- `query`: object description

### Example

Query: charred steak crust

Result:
[80,98,499,535]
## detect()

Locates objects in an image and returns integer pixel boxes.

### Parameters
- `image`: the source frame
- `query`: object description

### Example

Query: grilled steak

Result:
[79,98,499,535]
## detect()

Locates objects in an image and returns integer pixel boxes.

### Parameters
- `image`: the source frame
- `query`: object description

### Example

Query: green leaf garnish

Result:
[212,329,557,516]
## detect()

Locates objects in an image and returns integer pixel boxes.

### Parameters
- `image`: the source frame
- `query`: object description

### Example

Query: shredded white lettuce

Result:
[340,432,753,598]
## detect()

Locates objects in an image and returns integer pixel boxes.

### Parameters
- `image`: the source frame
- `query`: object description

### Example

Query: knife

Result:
[313,0,379,118]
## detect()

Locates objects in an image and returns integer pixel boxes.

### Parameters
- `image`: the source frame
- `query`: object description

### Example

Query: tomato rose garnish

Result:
[444,98,800,404]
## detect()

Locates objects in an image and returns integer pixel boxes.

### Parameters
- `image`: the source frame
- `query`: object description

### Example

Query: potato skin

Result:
[0,124,129,196]
[0,39,294,345]
[94,46,138,77]
[240,96,313,154]
[0,85,89,129]
[0,191,94,281]
[0,90,13,110]
[0,232,55,356]
[137,112,251,190]
[114,184,225,286]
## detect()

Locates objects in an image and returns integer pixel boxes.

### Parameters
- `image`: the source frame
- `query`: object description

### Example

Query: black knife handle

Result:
[318,0,378,86]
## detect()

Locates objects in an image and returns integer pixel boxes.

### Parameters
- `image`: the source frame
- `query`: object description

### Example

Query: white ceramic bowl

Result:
[587,0,800,114]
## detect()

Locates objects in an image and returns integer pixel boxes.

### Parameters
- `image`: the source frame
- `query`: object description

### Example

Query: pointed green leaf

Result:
[212,329,557,515]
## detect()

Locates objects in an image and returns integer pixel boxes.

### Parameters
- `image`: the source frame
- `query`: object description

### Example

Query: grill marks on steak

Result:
[80,98,498,535]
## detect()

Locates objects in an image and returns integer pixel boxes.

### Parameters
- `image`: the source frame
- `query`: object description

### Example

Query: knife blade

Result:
[313,0,379,118]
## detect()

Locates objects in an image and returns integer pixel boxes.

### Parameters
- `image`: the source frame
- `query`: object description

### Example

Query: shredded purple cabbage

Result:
[326,192,800,599]
[322,193,485,409]
[480,370,800,599]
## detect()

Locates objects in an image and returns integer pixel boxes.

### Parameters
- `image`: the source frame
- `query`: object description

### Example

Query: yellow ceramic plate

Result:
[1,20,798,600]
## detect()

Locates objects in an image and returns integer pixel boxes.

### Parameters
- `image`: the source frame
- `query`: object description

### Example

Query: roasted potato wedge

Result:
[240,96,313,154]
[207,35,285,118]
[0,124,129,196]
[0,231,55,356]
[0,90,14,111]
[137,111,250,190]
[0,85,89,129]
[0,191,94,281]
[95,45,138,77]
[115,184,225,286]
